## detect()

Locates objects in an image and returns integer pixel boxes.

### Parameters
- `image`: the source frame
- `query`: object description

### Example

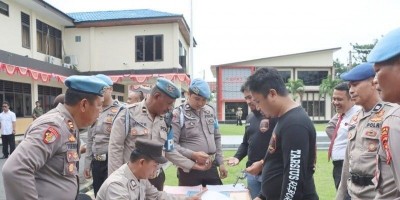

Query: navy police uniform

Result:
[368,27,400,199]
[2,76,108,200]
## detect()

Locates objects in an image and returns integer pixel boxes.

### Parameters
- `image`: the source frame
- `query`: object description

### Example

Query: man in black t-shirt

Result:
[227,83,277,199]
[246,67,318,200]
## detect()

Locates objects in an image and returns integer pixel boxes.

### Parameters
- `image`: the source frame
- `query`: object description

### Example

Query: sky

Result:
[45,0,400,81]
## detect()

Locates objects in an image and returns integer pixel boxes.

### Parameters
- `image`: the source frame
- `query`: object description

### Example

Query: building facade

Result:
[211,48,340,122]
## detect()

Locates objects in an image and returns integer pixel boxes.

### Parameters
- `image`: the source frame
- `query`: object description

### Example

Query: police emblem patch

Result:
[192,86,200,95]
[381,126,392,164]
[43,127,60,144]
[368,142,377,152]
[167,84,175,92]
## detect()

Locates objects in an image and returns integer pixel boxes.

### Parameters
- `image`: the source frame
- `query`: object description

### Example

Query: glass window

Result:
[21,12,30,49]
[38,85,62,113]
[0,81,32,117]
[278,70,291,83]
[302,100,325,117]
[135,35,163,62]
[297,71,328,86]
[36,20,62,58]
[0,1,9,16]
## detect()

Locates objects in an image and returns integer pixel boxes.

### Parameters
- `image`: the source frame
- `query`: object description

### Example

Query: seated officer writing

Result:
[96,139,202,200]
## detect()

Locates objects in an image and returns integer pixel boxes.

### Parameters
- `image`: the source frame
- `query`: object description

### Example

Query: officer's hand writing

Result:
[225,157,239,166]
[219,164,228,179]
[191,151,209,165]
[83,168,92,179]
[245,160,263,176]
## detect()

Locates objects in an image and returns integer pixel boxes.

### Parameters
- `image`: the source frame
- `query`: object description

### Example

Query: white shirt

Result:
[332,105,360,161]
[0,110,16,135]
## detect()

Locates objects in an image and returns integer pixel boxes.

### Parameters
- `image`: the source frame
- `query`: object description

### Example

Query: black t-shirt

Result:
[260,106,319,200]
[234,111,277,168]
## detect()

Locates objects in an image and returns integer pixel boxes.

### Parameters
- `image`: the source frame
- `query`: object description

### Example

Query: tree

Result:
[333,58,347,78]
[285,79,305,102]
[349,41,377,67]
[319,77,342,99]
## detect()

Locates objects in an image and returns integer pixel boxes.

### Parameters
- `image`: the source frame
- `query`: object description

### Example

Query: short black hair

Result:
[64,89,98,106]
[240,82,249,93]
[2,101,9,106]
[334,82,350,98]
[246,67,288,97]
[130,150,152,163]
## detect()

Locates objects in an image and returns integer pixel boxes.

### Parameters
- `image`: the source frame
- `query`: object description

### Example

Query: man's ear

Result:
[268,89,278,98]
[80,99,88,112]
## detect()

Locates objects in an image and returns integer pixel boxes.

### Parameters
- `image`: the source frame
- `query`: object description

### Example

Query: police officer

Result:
[97,139,202,200]
[84,74,123,196]
[172,78,227,187]
[2,75,108,200]
[336,63,398,199]
[367,27,400,199]
[108,78,210,191]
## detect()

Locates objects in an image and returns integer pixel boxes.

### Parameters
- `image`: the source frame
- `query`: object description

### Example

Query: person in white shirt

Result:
[326,83,360,196]
[0,101,17,159]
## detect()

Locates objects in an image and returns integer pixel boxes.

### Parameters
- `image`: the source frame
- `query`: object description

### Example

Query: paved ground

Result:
[0,132,328,199]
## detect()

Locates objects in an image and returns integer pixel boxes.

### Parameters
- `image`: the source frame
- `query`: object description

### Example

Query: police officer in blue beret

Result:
[367,27,400,199]
[3,75,108,200]
[336,63,399,199]
[171,78,227,187]
[84,74,124,197]
[109,77,211,191]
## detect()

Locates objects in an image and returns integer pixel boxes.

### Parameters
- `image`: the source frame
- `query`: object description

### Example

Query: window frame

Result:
[36,20,62,58]
[0,1,9,17]
[135,35,164,62]
[21,12,31,49]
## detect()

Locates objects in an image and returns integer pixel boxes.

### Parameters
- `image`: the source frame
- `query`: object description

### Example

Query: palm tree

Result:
[285,79,305,102]
[319,77,342,99]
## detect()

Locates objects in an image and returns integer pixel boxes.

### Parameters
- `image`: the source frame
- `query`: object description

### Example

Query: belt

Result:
[350,172,373,186]
[93,154,107,161]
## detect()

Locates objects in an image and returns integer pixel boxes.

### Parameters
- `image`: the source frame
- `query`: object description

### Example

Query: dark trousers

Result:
[1,134,15,157]
[333,160,351,200]
[92,159,108,197]
[149,168,166,191]
[178,164,222,187]
[237,118,242,126]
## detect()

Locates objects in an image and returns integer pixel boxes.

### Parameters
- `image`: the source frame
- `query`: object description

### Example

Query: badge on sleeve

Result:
[381,126,392,164]
[43,127,60,144]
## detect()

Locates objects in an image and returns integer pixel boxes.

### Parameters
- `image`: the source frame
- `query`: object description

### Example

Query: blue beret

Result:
[95,74,113,86]
[368,27,400,63]
[156,78,180,99]
[189,78,211,99]
[65,75,108,96]
[340,63,375,81]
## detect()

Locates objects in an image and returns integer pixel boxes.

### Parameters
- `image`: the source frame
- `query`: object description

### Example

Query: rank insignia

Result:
[67,151,79,162]
[131,128,138,136]
[68,134,76,142]
[365,130,377,137]
[207,118,214,124]
[111,108,118,113]
[129,180,137,190]
[106,117,113,123]
[351,114,358,124]
[106,126,111,133]
[205,109,211,114]
[142,107,147,113]
[381,126,392,164]
[371,110,385,122]
[43,127,60,144]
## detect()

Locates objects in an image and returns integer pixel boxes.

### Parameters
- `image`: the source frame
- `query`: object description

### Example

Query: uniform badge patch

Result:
[129,180,137,190]
[268,133,277,154]
[106,117,113,123]
[167,84,176,92]
[365,130,377,137]
[67,162,77,175]
[43,127,60,144]
[68,134,76,142]
[368,142,377,152]
[111,108,118,113]
[371,110,385,122]
[260,119,270,133]
[131,128,138,136]
[67,150,79,162]
[381,126,392,164]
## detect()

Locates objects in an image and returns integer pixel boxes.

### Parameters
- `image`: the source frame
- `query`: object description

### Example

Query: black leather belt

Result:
[350,172,373,186]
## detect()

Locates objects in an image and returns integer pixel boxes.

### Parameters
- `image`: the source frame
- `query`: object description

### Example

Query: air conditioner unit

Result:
[64,55,78,66]
[46,56,55,64]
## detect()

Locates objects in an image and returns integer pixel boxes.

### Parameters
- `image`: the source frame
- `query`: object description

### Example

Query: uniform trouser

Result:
[178,163,222,187]
[1,134,15,157]
[333,160,351,200]
[92,159,108,197]
[149,168,166,191]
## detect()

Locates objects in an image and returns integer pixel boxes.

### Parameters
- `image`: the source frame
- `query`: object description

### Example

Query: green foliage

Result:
[349,41,377,67]
[319,77,343,98]
[333,58,347,77]
[285,79,305,101]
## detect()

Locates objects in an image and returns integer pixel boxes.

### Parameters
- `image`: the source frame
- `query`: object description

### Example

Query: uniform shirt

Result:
[33,106,44,118]
[260,106,318,200]
[0,110,16,135]
[96,164,186,200]
[337,102,396,200]
[234,111,277,168]
[2,104,80,200]
[328,105,360,161]
[172,103,223,165]
[108,100,195,176]
[374,105,400,200]
[85,100,122,169]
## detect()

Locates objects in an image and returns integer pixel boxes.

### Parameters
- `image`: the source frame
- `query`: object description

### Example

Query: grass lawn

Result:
[165,150,335,199]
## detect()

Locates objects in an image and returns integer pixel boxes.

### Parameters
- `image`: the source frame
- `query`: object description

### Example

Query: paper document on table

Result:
[206,184,247,192]
[201,190,233,200]
[163,185,202,195]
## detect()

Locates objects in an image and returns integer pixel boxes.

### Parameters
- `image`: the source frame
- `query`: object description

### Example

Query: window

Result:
[38,85,62,113]
[75,36,81,42]
[179,41,187,70]
[136,35,163,62]
[0,1,9,16]
[278,70,291,83]
[0,80,32,117]
[21,12,30,49]
[302,100,325,117]
[36,20,62,58]
[297,71,328,86]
